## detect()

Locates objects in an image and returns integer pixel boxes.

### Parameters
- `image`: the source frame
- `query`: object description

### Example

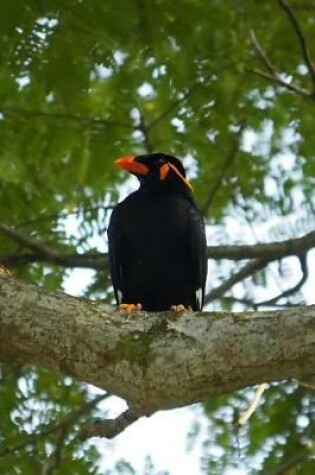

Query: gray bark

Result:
[0,276,314,413]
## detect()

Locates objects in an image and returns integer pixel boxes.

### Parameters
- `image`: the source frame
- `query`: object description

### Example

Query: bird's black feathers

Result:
[108,152,207,311]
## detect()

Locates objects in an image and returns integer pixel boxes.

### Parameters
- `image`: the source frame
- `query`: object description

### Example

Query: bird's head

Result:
[115,152,193,194]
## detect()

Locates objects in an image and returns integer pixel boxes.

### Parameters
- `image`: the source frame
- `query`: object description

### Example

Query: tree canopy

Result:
[0,0,314,473]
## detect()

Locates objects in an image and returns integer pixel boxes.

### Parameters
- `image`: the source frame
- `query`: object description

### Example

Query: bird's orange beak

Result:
[115,156,149,176]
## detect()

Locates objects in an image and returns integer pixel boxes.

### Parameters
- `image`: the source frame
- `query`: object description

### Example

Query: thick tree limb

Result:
[0,276,314,417]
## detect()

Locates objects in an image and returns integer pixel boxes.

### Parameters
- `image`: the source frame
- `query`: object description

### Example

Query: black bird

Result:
[108,152,207,312]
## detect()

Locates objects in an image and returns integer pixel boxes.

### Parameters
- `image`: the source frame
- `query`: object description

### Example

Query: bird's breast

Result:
[118,194,190,266]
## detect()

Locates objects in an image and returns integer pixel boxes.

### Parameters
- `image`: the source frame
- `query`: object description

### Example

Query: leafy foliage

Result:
[200,382,315,473]
[0,0,314,473]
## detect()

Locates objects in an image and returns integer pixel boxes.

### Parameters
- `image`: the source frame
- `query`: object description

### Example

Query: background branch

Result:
[1,224,313,269]
[15,205,114,229]
[0,106,134,130]
[278,0,315,91]
[247,67,311,97]
[0,393,109,458]
[266,444,311,475]
[255,254,308,306]
[138,109,154,153]
[204,258,269,304]
[250,29,279,77]
[202,121,246,215]
[82,408,144,439]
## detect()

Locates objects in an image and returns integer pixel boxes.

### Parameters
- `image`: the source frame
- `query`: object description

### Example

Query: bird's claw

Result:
[118,303,142,312]
[170,304,192,313]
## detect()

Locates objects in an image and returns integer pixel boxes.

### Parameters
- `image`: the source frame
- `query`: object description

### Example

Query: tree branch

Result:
[138,109,154,153]
[255,254,308,306]
[221,296,292,309]
[206,231,315,260]
[1,222,314,269]
[278,0,315,91]
[15,205,114,229]
[0,222,108,268]
[0,223,64,262]
[82,408,144,439]
[0,106,134,130]
[247,67,311,97]
[0,393,108,458]
[204,258,269,304]
[147,86,197,130]
[266,443,311,475]
[0,275,314,419]
[248,25,312,98]
[250,29,279,77]
[298,379,315,391]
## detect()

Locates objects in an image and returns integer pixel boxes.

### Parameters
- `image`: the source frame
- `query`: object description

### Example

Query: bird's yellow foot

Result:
[118,303,142,312]
[170,304,192,313]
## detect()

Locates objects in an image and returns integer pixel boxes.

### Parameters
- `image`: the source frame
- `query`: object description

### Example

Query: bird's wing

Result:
[107,207,124,305]
[187,204,208,310]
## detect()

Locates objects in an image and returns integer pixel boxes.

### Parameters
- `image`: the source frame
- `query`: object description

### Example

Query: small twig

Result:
[0,106,133,130]
[247,67,311,97]
[255,254,308,306]
[297,380,315,391]
[81,408,144,439]
[0,251,108,269]
[138,110,154,153]
[221,296,298,309]
[148,60,243,131]
[250,29,278,77]
[148,86,197,130]
[249,9,315,98]
[278,0,315,91]
[290,3,315,11]
[44,426,69,475]
[202,121,246,215]
[265,444,311,475]
[237,383,268,426]
[15,205,114,229]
